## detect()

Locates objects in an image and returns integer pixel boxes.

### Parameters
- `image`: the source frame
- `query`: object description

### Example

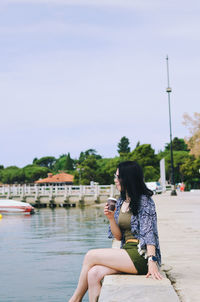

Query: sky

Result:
[0,0,200,167]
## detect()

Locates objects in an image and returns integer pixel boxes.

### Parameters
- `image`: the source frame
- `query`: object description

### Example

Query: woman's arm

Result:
[146,244,162,280]
[147,244,156,257]
[104,203,122,241]
[138,196,161,267]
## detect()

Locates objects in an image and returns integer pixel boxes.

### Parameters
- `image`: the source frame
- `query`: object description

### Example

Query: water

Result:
[0,207,111,302]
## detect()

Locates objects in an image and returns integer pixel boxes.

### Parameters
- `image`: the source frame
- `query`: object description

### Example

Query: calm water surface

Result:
[0,207,111,302]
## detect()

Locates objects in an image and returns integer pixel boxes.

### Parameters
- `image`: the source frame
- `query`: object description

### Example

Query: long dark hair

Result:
[118,161,153,215]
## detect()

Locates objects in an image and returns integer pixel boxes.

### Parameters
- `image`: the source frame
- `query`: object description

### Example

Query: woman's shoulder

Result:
[140,194,154,204]
[139,194,156,212]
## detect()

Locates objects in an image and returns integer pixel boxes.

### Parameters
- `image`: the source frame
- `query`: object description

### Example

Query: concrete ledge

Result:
[99,273,179,302]
[99,240,180,302]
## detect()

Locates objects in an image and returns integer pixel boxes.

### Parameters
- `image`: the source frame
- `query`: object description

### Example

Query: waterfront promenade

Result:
[98,191,199,302]
[154,191,200,302]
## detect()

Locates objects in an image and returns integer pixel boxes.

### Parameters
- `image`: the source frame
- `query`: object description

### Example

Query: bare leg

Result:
[88,265,119,302]
[68,248,137,302]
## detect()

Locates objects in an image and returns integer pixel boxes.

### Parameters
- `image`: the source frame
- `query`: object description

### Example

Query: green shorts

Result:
[123,242,148,275]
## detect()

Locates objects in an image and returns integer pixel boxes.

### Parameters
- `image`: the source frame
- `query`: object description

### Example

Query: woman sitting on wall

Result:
[69,161,162,302]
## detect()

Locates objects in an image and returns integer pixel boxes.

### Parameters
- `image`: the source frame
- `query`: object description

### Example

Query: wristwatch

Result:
[148,255,158,262]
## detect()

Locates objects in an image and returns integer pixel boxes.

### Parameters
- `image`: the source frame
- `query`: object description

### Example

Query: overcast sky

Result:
[0,0,199,167]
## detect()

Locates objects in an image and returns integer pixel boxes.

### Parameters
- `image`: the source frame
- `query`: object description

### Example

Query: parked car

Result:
[145,182,162,194]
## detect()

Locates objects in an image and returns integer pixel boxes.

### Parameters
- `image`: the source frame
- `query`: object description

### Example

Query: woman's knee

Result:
[87,266,104,285]
[84,249,97,265]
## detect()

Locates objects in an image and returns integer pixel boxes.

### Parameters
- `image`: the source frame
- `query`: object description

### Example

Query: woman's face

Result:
[114,168,121,192]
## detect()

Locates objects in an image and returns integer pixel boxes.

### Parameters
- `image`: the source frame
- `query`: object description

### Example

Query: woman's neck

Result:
[125,193,131,203]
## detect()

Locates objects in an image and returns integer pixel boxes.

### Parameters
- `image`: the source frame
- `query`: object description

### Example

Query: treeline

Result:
[0,136,200,190]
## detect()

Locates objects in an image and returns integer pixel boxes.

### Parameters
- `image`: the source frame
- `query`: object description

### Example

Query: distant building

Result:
[35,172,74,185]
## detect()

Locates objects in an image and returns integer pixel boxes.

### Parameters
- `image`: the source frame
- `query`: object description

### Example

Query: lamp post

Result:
[166,55,177,196]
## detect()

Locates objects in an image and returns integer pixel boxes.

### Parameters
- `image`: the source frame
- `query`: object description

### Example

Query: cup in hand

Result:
[107,197,117,212]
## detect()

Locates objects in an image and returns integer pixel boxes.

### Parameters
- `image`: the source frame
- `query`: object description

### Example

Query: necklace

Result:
[121,201,130,213]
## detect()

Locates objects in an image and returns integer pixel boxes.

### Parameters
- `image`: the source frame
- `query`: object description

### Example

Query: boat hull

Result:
[0,199,34,214]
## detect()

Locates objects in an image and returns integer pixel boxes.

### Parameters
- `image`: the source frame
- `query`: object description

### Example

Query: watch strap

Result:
[148,255,158,262]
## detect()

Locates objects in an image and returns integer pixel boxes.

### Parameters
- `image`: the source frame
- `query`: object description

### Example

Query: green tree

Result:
[130,144,159,181]
[74,155,98,185]
[165,137,189,152]
[135,141,140,148]
[143,166,159,182]
[117,136,131,154]
[78,149,102,164]
[64,153,74,171]
[95,157,123,184]
[130,144,158,167]
[0,166,25,184]
[32,157,38,164]
[23,165,49,183]
[55,153,75,172]
[0,164,51,184]
[35,156,56,169]
[180,156,200,190]
[158,151,190,183]
[54,154,66,172]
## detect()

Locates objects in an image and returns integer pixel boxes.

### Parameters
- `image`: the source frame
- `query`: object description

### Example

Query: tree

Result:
[74,155,98,185]
[32,157,38,164]
[117,136,130,154]
[165,137,189,152]
[34,156,56,169]
[163,151,190,183]
[54,154,67,172]
[180,156,200,190]
[64,153,74,171]
[183,112,200,157]
[78,149,102,164]
[23,165,49,183]
[135,141,140,148]
[0,166,25,184]
[143,166,159,182]
[96,157,122,184]
[130,144,159,181]
[130,144,158,168]
[0,164,50,184]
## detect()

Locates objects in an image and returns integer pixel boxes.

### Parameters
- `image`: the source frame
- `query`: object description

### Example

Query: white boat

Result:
[0,199,34,214]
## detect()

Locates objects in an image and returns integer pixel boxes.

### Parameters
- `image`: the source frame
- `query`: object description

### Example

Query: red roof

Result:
[35,173,74,184]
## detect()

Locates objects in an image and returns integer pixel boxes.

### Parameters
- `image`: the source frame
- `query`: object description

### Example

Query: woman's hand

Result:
[146,261,163,280]
[104,203,122,240]
[104,203,115,221]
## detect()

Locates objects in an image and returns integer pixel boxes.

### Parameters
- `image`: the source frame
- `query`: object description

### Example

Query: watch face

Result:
[152,256,157,261]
